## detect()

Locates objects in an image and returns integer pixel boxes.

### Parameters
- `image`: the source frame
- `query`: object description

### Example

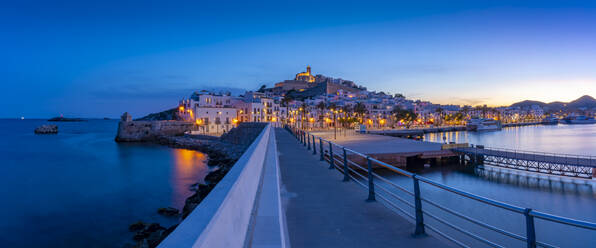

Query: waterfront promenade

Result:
[275,128,446,247]
[310,130,442,154]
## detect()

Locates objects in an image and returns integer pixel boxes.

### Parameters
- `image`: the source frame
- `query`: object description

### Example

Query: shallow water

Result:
[0,119,209,247]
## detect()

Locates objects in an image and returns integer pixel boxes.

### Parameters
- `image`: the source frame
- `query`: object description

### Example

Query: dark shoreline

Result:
[119,123,266,248]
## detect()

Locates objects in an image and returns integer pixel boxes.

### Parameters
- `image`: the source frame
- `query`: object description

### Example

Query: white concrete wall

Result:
[159,124,286,248]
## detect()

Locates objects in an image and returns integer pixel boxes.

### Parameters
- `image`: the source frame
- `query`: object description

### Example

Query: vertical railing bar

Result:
[343,148,350,182]
[413,174,426,236]
[524,208,537,248]
[328,142,335,169]
[319,137,324,161]
[312,135,316,155]
[366,156,376,202]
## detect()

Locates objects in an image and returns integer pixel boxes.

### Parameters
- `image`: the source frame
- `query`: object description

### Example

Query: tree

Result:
[316,101,326,111]
[281,95,293,123]
[394,93,405,99]
[391,106,417,128]
[353,102,367,122]
[257,84,267,93]
[300,102,308,129]
[435,107,444,126]
[314,101,326,128]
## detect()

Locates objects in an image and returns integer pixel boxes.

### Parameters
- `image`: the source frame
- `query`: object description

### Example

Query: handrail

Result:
[286,126,596,248]
[457,146,595,160]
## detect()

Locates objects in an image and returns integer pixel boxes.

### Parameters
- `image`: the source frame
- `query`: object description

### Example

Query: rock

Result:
[157,207,179,216]
[48,116,84,122]
[155,224,178,245]
[129,221,146,231]
[133,232,148,241]
[145,223,165,233]
[34,125,58,134]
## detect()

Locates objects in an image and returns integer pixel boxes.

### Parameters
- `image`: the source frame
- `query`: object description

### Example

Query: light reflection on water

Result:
[0,120,211,247]
[171,149,209,208]
[424,124,596,156]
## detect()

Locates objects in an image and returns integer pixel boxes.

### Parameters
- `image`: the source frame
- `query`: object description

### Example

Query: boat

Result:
[562,115,596,124]
[541,116,559,125]
[466,118,502,131]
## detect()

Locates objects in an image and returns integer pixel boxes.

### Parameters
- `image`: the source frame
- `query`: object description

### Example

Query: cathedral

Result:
[294,65,316,83]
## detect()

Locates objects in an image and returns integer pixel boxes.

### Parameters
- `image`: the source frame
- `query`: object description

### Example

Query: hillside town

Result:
[178,66,596,134]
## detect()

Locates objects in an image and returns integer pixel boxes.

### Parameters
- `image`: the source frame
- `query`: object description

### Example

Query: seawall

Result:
[115,112,197,142]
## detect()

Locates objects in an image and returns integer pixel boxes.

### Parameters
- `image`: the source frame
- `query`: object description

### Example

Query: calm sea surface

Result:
[0,119,209,247]
[381,124,596,247]
[1,120,594,247]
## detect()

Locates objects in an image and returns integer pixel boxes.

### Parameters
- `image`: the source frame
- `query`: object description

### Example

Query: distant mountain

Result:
[567,95,596,109]
[510,95,596,112]
[510,100,547,108]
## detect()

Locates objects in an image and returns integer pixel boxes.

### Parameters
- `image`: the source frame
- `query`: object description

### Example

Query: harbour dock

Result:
[310,130,458,168]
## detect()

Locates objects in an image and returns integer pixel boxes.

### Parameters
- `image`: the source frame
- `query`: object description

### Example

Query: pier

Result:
[310,130,457,168]
[453,146,596,178]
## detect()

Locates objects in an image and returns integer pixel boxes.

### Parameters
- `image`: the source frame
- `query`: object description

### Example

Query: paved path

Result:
[275,128,446,248]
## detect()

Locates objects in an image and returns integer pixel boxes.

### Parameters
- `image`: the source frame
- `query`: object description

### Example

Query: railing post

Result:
[328,142,334,169]
[366,156,375,202]
[307,133,311,150]
[343,148,350,182]
[413,175,426,236]
[312,135,317,155]
[319,138,324,161]
[524,208,537,248]
[303,132,307,147]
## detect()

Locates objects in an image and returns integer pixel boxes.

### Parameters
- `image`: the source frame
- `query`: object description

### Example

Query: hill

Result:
[510,95,596,112]
[135,108,182,121]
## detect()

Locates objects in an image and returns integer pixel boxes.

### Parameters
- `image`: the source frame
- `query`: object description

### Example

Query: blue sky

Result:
[2,0,596,118]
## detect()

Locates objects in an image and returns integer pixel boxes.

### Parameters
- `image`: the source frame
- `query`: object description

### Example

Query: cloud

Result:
[451,97,492,106]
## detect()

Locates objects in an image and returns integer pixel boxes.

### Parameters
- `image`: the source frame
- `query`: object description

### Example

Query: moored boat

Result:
[563,115,596,124]
[466,118,502,131]
[541,116,559,125]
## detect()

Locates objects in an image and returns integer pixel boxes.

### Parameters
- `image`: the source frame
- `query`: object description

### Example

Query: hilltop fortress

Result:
[271,66,366,97]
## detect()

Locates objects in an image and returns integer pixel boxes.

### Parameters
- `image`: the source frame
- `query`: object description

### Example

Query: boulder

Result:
[34,125,58,134]
[129,221,146,231]
[157,207,179,216]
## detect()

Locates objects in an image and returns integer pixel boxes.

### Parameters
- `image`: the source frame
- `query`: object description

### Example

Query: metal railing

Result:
[464,145,596,162]
[454,145,595,170]
[287,126,596,248]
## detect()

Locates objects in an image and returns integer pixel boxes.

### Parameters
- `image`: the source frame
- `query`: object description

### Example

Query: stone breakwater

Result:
[114,114,266,248]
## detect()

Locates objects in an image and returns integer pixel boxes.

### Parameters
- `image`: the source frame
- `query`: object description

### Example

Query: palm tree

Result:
[353,102,367,122]
[435,107,444,126]
[300,102,308,129]
[392,106,417,128]
[281,95,293,124]
[316,101,326,128]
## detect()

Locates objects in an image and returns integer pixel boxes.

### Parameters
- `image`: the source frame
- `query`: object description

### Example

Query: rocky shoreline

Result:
[121,123,266,248]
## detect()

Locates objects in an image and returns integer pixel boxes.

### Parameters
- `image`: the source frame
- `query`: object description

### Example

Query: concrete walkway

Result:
[275,128,446,248]
[309,130,442,154]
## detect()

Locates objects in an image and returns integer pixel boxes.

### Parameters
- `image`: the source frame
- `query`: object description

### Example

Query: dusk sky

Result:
[2,0,596,118]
